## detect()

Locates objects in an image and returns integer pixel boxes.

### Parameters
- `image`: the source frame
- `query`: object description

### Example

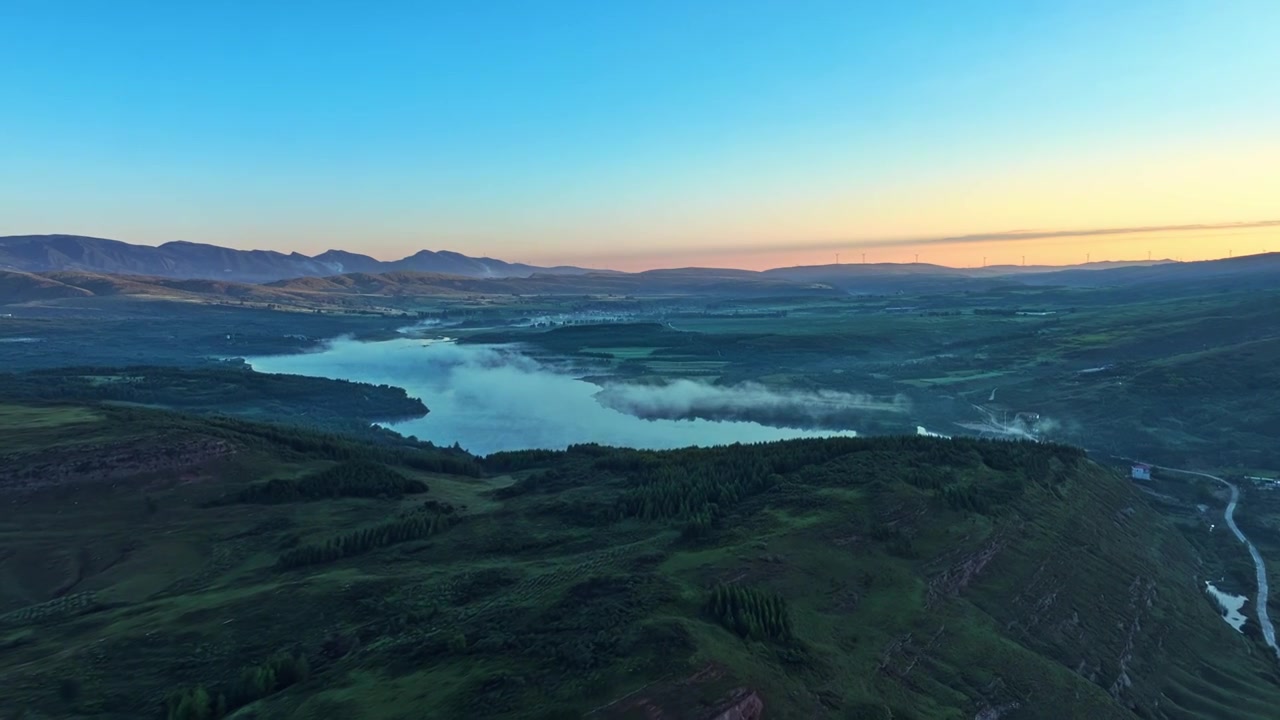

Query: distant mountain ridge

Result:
[5,252,1277,307]
[2,235,1275,294]
[0,267,849,306]
[0,234,595,282]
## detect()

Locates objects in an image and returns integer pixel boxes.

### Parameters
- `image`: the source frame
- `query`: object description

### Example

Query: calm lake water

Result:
[246,337,854,455]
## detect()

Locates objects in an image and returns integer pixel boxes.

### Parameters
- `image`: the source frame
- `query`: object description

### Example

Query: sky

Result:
[2,1,1278,271]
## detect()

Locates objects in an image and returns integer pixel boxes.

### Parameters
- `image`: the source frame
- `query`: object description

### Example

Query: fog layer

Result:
[595,379,907,430]
[244,338,857,455]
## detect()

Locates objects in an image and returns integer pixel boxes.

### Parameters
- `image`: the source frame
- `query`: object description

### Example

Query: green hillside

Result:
[1,403,1276,719]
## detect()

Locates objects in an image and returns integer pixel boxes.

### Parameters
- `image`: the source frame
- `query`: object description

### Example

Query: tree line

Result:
[215,460,428,505]
[705,583,793,643]
[277,512,455,570]
[165,652,309,719]
[483,436,1084,536]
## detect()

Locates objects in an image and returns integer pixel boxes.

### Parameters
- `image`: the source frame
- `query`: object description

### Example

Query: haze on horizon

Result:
[2,1,1278,272]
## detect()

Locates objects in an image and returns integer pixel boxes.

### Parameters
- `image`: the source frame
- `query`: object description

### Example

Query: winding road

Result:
[1157,466,1279,657]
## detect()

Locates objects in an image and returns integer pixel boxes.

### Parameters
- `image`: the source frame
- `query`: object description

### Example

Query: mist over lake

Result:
[245,337,856,455]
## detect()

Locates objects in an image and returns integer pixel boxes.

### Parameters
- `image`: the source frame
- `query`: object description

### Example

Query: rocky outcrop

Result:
[975,702,1021,720]
[926,532,1012,608]
[590,664,764,720]
[708,689,764,720]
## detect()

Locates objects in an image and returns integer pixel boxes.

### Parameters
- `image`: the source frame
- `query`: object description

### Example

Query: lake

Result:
[246,337,856,455]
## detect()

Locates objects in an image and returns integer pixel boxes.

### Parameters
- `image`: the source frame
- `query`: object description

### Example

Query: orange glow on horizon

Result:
[525,225,1280,272]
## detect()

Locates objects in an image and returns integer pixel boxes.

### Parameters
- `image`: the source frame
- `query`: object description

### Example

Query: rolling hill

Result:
[2,403,1278,719]
[0,270,303,306]
[1016,253,1280,290]
[0,268,846,306]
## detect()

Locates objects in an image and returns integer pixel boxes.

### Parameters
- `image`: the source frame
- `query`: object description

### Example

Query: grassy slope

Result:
[982,291,1280,467]
[2,404,1278,719]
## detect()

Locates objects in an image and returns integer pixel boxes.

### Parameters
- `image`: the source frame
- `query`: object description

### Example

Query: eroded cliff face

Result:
[0,433,234,493]
[956,463,1271,719]
[707,689,764,720]
[593,664,763,720]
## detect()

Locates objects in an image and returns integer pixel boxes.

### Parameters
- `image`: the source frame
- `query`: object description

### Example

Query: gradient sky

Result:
[2,1,1278,270]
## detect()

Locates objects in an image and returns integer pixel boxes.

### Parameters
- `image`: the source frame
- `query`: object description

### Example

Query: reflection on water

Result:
[245,338,856,455]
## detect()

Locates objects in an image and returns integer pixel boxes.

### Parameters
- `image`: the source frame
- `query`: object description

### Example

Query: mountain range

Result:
[0,234,595,282]
[2,235,1278,304]
[2,234,1181,283]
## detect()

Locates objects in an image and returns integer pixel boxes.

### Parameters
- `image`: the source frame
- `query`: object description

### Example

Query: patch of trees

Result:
[484,448,564,472]
[218,460,427,504]
[486,437,1080,503]
[614,463,771,523]
[607,439,868,524]
[276,512,455,570]
[705,583,793,643]
[164,652,309,720]
[493,467,592,499]
[596,436,1083,531]
[682,510,716,539]
[501,437,1086,531]
[940,484,995,514]
[485,442,633,475]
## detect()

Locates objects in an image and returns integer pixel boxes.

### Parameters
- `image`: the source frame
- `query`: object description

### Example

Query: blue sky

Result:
[2,1,1278,268]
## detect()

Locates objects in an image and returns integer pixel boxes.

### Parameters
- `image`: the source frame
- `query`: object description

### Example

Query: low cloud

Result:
[787,219,1280,253]
[906,219,1280,247]
[248,339,859,454]
[588,219,1280,265]
[596,379,909,430]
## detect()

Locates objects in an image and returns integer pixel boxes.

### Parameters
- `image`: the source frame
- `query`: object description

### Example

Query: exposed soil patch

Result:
[0,434,235,493]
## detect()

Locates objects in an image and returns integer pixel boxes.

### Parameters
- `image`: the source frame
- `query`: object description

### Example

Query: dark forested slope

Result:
[0,404,1275,720]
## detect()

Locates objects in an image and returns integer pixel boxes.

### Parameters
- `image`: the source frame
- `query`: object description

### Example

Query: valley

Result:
[3,252,1280,719]
[8,5,1279,717]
